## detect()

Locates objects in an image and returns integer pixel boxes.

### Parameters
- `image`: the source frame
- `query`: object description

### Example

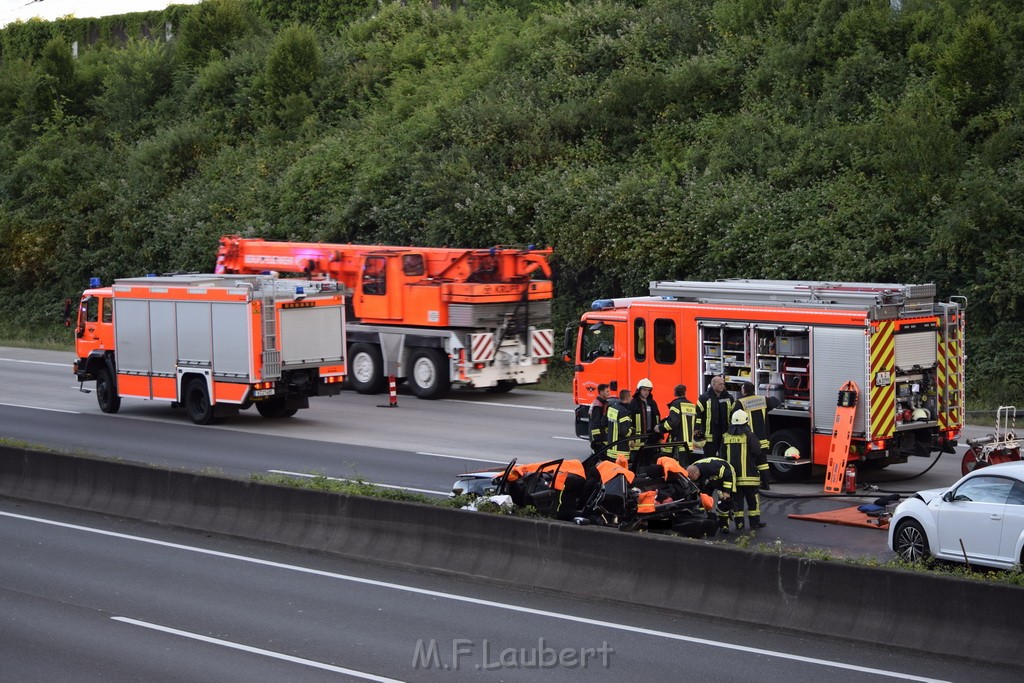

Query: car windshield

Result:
[953,476,1014,504]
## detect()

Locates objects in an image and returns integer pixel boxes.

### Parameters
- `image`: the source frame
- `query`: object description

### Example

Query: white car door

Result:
[998,480,1024,564]
[936,475,1012,563]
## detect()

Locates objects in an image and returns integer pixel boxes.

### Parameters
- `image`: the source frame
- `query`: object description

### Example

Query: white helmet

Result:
[912,408,930,422]
[784,447,800,460]
[636,378,653,390]
[731,410,749,425]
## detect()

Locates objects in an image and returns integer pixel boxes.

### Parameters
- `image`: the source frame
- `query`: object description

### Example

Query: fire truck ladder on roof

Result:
[258,278,281,380]
[649,279,937,315]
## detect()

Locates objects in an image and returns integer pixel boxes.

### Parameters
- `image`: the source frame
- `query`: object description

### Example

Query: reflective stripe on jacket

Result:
[723,427,767,487]
[738,394,770,450]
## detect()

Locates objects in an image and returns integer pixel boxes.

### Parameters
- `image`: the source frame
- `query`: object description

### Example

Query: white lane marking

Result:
[0,357,68,367]
[0,402,80,414]
[266,470,448,496]
[112,617,403,682]
[416,451,509,464]
[1,510,946,682]
[443,399,573,413]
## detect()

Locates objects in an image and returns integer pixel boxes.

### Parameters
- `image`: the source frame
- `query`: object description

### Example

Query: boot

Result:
[750,515,767,529]
[734,517,745,532]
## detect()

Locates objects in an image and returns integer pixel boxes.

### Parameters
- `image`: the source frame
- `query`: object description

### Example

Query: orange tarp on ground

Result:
[788,505,889,530]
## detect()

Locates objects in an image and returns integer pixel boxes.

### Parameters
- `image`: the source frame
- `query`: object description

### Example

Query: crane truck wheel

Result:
[255,397,298,418]
[768,428,811,482]
[185,378,220,425]
[348,343,386,394]
[96,367,121,414]
[409,348,450,400]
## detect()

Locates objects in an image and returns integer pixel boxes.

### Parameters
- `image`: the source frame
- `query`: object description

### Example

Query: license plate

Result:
[253,388,274,397]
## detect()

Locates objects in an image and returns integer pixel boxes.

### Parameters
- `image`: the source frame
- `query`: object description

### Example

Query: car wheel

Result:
[409,348,450,399]
[255,397,297,418]
[96,367,121,414]
[893,519,930,563]
[185,378,219,425]
[348,343,385,394]
[768,428,811,482]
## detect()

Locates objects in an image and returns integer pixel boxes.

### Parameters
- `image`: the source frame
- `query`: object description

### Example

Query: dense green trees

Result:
[0,0,1021,402]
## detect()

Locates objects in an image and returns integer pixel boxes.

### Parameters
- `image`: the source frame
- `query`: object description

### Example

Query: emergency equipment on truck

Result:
[72,274,347,424]
[214,235,554,398]
[567,279,965,480]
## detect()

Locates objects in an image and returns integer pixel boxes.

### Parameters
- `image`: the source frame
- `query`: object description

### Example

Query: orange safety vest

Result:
[552,459,587,491]
[636,490,657,514]
[595,460,636,485]
[656,456,687,480]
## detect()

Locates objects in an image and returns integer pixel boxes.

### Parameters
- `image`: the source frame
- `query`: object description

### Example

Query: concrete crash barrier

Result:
[1,445,1022,667]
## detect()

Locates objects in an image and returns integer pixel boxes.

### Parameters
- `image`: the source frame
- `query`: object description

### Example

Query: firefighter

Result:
[586,383,611,465]
[629,378,662,470]
[695,375,734,458]
[722,409,769,531]
[660,383,697,465]
[735,381,772,451]
[605,388,635,464]
[687,457,737,534]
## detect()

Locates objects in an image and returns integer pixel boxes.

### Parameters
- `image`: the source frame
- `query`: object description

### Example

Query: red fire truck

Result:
[72,274,347,424]
[567,279,965,480]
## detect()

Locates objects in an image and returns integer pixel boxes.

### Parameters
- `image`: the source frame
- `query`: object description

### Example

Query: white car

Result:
[888,461,1024,570]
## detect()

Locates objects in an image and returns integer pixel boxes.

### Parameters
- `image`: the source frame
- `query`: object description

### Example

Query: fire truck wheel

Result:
[349,343,385,394]
[255,397,298,418]
[185,378,220,425]
[486,380,516,393]
[96,368,121,414]
[409,348,449,399]
[768,428,811,482]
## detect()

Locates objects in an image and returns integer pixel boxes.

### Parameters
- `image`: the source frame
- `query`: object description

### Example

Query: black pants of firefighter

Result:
[730,485,761,529]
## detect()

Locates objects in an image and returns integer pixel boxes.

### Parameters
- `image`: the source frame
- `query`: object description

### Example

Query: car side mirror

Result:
[942,490,954,503]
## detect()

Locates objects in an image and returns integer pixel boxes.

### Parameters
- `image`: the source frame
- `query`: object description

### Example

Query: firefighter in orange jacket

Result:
[722,409,769,531]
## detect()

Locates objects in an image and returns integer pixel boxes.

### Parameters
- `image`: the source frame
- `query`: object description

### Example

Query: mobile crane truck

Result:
[72,273,347,424]
[567,279,965,480]
[214,235,555,399]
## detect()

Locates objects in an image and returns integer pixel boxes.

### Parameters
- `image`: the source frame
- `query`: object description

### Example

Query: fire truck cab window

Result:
[102,298,113,323]
[653,318,676,364]
[84,296,99,323]
[582,323,615,362]
[362,256,387,296]
[633,318,646,362]
[402,254,425,277]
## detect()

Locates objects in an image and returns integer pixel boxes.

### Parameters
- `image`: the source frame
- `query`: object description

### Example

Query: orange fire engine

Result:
[72,274,347,424]
[567,279,965,480]
[214,235,555,398]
